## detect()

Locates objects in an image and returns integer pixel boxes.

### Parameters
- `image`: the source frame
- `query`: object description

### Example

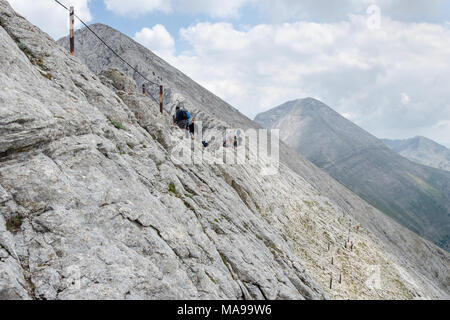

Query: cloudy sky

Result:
[9,0,450,146]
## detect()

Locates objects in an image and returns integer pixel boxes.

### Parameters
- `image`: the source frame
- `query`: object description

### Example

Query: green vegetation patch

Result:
[303,200,316,209]
[17,42,50,73]
[111,120,127,131]
[169,182,177,195]
[205,271,216,284]
[40,71,52,81]
[406,172,441,198]
[6,215,24,233]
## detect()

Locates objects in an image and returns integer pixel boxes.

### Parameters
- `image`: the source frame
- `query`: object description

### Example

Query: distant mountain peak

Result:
[279,97,329,109]
[382,136,450,171]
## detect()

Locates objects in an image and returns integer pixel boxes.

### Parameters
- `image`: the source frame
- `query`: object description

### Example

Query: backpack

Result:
[179,110,190,121]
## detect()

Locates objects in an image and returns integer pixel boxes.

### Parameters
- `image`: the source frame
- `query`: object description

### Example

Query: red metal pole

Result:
[70,6,74,55]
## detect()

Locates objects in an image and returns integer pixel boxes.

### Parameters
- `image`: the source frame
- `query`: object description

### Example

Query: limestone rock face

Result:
[0,0,448,300]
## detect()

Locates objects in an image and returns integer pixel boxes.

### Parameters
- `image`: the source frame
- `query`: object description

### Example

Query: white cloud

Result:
[8,0,92,40]
[103,0,247,18]
[156,16,450,147]
[255,0,447,23]
[436,120,450,128]
[101,0,447,21]
[401,93,410,105]
[134,25,175,59]
[174,0,248,18]
[104,0,170,17]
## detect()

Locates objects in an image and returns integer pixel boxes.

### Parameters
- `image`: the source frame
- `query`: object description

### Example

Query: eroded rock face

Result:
[0,0,449,300]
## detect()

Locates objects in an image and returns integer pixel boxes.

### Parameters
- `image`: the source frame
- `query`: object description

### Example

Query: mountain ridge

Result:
[255,98,450,251]
[382,136,450,172]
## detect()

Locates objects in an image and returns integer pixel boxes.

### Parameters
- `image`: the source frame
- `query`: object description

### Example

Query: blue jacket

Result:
[175,109,192,125]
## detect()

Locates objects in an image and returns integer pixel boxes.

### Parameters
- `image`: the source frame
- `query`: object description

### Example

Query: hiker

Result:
[173,103,195,140]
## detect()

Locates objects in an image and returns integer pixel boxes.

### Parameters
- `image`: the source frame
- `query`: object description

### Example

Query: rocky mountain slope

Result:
[382,137,450,172]
[55,19,449,299]
[255,98,450,251]
[0,0,448,300]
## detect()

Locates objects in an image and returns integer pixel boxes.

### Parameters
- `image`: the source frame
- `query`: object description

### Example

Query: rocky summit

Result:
[0,0,449,300]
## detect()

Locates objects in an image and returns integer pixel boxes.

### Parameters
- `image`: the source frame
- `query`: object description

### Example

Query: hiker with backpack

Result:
[173,103,195,139]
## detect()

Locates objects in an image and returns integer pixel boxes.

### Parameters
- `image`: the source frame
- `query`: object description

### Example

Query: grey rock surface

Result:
[382,136,450,172]
[0,1,448,300]
[255,98,450,252]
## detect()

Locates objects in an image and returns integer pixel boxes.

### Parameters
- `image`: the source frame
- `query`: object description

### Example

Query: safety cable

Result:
[54,0,161,88]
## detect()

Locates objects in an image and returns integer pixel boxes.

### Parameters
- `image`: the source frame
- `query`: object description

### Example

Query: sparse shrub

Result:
[111,120,127,131]
[115,147,126,155]
[17,42,32,57]
[169,183,177,195]
[6,215,23,233]
[303,200,314,208]
[205,271,216,284]
[221,214,232,224]
[17,42,49,72]
[42,72,52,80]
[36,58,48,71]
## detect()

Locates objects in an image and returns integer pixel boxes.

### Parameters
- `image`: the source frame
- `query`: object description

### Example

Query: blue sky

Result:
[84,1,251,54]
[8,0,450,147]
